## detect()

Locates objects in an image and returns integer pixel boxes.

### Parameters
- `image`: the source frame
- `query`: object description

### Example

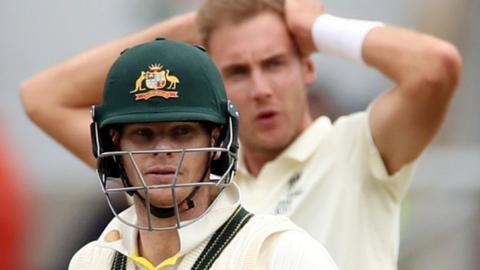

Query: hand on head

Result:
[284,0,325,56]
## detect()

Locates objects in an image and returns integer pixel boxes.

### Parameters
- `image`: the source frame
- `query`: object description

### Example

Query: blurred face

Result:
[208,12,315,155]
[117,122,215,208]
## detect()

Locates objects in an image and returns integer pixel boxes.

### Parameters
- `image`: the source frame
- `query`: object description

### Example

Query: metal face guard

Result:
[95,147,236,231]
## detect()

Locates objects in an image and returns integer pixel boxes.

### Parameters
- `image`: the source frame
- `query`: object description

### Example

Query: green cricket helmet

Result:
[90,38,239,231]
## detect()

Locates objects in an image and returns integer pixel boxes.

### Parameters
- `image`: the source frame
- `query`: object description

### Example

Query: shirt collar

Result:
[96,205,139,255]
[178,183,240,256]
[95,183,241,258]
[237,116,332,176]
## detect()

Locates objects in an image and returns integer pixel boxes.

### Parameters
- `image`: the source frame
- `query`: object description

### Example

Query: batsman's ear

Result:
[90,105,122,178]
[211,127,222,160]
[210,100,239,176]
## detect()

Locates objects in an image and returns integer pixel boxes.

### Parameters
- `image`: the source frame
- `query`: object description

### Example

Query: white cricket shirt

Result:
[235,112,416,270]
[69,184,338,270]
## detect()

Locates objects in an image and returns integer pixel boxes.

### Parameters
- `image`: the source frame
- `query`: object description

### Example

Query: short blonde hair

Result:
[197,0,284,49]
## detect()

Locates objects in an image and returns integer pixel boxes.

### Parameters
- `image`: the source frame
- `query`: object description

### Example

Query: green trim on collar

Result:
[192,205,253,269]
[110,205,252,270]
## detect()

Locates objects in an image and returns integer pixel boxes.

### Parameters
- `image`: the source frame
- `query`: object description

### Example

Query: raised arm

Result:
[285,0,462,174]
[363,27,461,173]
[20,12,198,168]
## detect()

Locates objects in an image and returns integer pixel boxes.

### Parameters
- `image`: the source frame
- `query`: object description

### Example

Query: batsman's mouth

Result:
[145,166,179,184]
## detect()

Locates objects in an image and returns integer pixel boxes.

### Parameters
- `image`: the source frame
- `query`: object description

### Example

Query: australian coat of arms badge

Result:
[130,64,180,100]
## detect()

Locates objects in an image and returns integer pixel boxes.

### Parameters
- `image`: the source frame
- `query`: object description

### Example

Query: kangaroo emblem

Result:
[130,71,146,93]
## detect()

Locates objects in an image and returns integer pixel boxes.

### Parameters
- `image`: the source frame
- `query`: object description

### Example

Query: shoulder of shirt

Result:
[244,215,339,269]
[247,214,298,230]
[323,111,369,148]
[69,241,116,270]
[267,229,339,270]
[331,111,367,129]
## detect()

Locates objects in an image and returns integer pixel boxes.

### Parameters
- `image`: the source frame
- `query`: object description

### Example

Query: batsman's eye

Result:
[173,125,193,137]
[133,128,155,140]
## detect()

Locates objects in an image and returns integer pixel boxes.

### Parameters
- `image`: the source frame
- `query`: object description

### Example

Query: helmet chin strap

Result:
[137,183,202,219]
[121,154,213,219]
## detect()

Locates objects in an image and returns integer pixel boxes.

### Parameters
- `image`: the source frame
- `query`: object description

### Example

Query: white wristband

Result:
[312,14,384,63]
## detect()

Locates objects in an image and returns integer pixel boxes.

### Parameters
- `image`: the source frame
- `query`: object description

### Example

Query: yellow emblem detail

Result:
[104,230,122,242]
[130,64,180,100]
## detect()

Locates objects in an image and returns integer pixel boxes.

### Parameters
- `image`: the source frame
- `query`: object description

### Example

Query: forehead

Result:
[207,12,298,66]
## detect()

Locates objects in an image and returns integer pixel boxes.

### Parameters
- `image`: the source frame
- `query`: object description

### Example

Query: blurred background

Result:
[1,0,479,269]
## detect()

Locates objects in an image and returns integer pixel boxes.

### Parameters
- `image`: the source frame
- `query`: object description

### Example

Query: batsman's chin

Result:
[145,189,192,206]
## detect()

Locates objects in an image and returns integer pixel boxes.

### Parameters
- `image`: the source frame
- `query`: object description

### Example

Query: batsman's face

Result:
[118,122,213,208]
[208,12,315,155]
